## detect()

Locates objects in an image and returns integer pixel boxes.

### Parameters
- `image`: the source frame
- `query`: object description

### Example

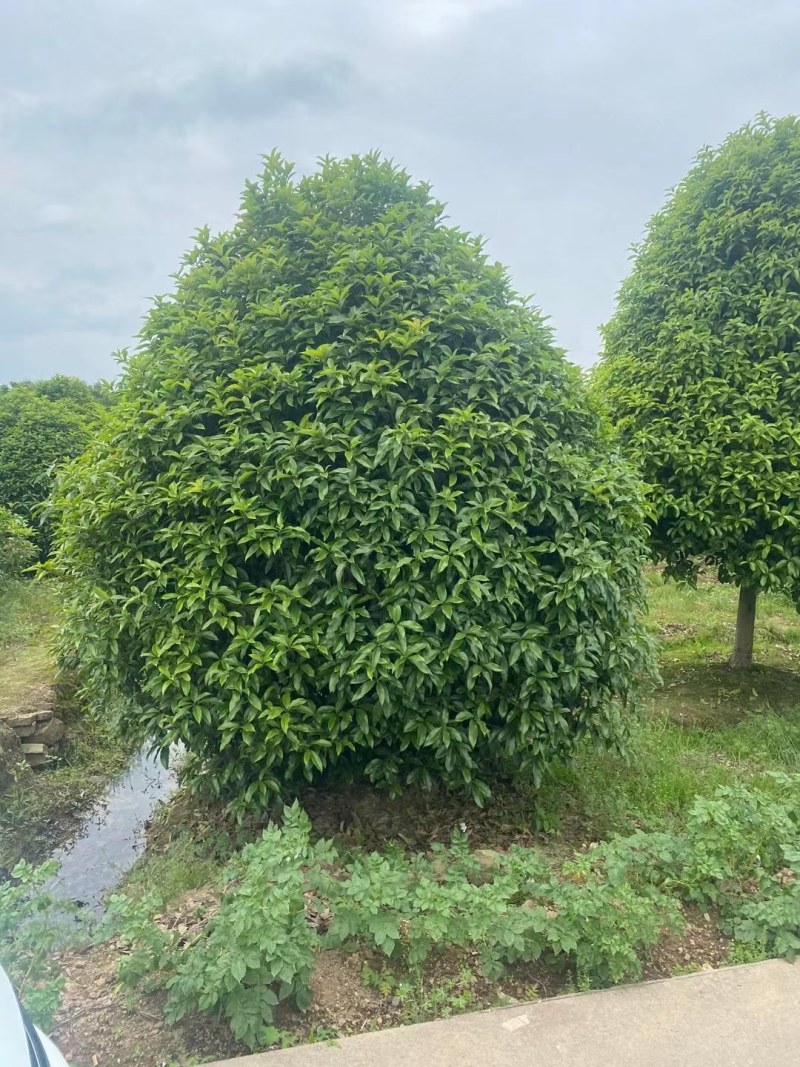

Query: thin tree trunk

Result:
[729,585,757,668]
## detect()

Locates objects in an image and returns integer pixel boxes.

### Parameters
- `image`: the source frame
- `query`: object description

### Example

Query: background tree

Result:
[52,153,651,811]
[0,506,36,588]
[593,114,800,668]
[0,375,110,556]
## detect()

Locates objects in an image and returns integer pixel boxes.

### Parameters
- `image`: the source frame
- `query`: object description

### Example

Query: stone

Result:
[24,752,50,768]
[21,743,47,754]
[28,717,65,746]
[5,709,40,731]
[468,848,503,886]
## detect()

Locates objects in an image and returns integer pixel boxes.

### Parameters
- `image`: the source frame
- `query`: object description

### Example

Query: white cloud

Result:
[0,265,46,295]
[36,203,77,226]
[3,0,800,382]
[383,0,512,40]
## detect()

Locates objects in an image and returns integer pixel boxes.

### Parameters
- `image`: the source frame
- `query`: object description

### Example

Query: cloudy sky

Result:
[2,0,800,383]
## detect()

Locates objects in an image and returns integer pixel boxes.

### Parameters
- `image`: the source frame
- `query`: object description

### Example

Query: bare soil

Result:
[52,899,729,1067]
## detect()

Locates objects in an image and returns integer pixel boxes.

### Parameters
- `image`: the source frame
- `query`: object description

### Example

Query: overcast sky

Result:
[2,0,800,384]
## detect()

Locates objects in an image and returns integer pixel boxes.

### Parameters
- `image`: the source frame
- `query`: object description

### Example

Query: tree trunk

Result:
[729,585,757,669]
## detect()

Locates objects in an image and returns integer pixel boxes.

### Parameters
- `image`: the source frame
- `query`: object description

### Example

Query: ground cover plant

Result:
[102,778,800,1052]
[0,859,82,1030]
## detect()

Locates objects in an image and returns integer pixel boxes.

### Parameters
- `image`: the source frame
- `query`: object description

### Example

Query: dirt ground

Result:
[52,901,729,1067]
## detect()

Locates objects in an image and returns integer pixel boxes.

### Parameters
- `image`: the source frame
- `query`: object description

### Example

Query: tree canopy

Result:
[0,375,110,556]
[592,115,800,666]
[0,505,36,587]
[52,153,650,810]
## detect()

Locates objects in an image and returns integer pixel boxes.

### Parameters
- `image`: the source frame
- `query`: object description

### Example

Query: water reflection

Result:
[46,746,178,913]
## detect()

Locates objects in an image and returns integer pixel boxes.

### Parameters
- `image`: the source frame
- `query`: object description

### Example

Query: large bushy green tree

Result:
[52,153,651,811]
[0,375,110,556]
[593,115,800,668]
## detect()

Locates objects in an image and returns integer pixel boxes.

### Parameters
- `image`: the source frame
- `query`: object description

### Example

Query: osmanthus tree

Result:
[0,376,111,556]
[593,115,800,668]
[51,153,651,812]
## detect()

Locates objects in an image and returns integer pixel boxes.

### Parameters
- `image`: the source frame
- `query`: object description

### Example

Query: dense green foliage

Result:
[0,375,109,555]
[593,115,800,605]
[107,781,800,1049]
[0,506,36,586]
[52,153,650,809]
[0,859,79,1029]
[108,806,327,1048]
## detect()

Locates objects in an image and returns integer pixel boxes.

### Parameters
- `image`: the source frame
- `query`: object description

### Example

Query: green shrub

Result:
[51,153,651,810]
[106,804,331,1050]
[0,506,36,586]
[0,859,80,1029]
[0,376,109,557]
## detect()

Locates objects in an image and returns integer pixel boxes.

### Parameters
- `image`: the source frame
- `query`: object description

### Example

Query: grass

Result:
[0,579,58,706]
[533,569,800,839]
[0,580,134,866]
[117,831,222,905]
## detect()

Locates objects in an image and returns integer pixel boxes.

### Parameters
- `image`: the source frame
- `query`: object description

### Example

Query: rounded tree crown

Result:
[596,115,800,591]
[53,153,650,810]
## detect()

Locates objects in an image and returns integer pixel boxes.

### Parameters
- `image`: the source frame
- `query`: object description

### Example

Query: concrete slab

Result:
[203,959,800,1067]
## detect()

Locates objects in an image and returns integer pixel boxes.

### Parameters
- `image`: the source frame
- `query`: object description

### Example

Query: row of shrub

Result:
[93,777,800,1050]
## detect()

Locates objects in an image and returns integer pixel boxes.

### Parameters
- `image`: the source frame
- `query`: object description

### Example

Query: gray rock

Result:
[24,752,50,768]
[6,709,40,731]
[28,717,65,746]
[468,848,503,886]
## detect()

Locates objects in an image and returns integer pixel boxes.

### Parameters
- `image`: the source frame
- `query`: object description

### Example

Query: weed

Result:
[362,963,479,1023]
[726,939,769,966]
[118,834,221,905]
[0,858,83,1029]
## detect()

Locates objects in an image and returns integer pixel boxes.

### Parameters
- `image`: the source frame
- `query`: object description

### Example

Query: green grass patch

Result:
[0,579,55,652]
[118,832,222,906]
[0,580,58,707]
[644,569,800,669]
[532,571,800,840]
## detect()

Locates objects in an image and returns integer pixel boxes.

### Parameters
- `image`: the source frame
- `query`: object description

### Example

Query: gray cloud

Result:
[18,58,357,142]
[2,0,800,382]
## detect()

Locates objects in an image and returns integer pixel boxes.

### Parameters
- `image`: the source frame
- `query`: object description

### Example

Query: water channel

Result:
[45,746,179,914]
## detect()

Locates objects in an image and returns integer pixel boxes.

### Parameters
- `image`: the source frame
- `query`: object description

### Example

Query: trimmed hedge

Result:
[52,153,651,811]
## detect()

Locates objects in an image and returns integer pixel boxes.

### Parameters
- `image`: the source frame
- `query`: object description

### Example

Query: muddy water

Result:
[46,746,179,913]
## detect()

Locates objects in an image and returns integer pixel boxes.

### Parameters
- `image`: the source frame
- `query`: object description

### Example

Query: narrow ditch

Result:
[45,746,179,913]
